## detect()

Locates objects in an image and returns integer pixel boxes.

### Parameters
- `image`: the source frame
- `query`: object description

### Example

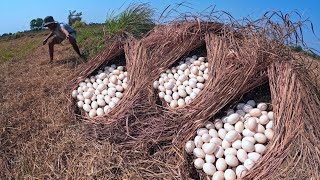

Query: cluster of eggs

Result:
[153,55,209,108]
[185,100,274,180]
[71,64,128,118]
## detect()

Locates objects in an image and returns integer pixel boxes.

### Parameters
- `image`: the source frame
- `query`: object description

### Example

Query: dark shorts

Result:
[52,32,77,44]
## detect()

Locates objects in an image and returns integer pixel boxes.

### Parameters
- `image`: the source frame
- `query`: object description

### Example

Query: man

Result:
[42,16,82,63]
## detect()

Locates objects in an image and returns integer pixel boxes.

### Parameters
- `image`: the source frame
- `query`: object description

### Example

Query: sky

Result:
[0,0,319,50]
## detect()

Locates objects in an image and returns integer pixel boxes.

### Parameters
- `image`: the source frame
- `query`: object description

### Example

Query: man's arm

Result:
[43,32,54,45]
[60,26,71,39]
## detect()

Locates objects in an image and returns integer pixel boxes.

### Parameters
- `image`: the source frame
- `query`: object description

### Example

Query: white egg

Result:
[256,124,266,133]
[122,82,128,89]
[112,97,120,104]
[107,88,116,97]
[164,82,174,90]
[257,103,268,111]
[159,92,165,98]
[91,94,97,101]
[255,144,267,154]
[101,89,108,96]
[259,114,270,125]
[214,120,223,129]
[83,91,93,99]
[247,100,256,107]
[116,92,123,98]
[194,135,203,148]
[266,121,273,129]
[177,70,184,75]
[237,149,248,163]
[209,129,218,137]
[96,108,104,116]
[104,105,111,113]
[248,152,261,162]
[97,94,104,100]
[109,101,116,108]
[224,148,237,156]
[232,140,242,149]
[193,148,205,158]
[242,129,255,137]
[212,171,225,180]
[176,80,182,86]
[235,121,244,133]
[89,109,97,118]
[83,104,91,112]
[193,88,201,95]
[196,83,204,89]
[72,90,78,98]
[118,74,125,81]
[242,140,255,152]
[94,89,101,95]
[77,94,85,101]
[167,73,174,79]
[96,79,103,84]
[158,85,165,92]
[177,85,186,91]
[177,99,185,107]
[249,108,262,117]
[203,74,209,80]
[96,99,106,107]
[189,79,197,88]
[225,130,238,142]
[242,137,256,144]
[224,169,236,180]
[244,159,255,170]
[93,82,99,89]
[218,128,227,139]
[205,122,215,129]
[185,86,193,95]
[185,140,195,154]
[264,129,274,140]
[216,158,227,171]
[91,101,98,109]
[224,123,235,132]
[236,165,248,178]
[77,101,84,108]
[170,100,178,108]
[194,158,205,169]
[202,143,218,154]
[203,162,216,176]
[109,75,118,84]
[153,81,160,89]
[164,95,173,103]
[210,137,222,146]
[178,89,187,98]
[205,154,216,163]
[243,104,253,113]
[179,64,188,71]
[254,133,267,143]
[171,92,179,100]
[246,117,258,131]
[225,154,239,167]
[108,83,115,88]
[221,139,231,149]
[215,146,224,158]
[196,76,205,83]
[267,111,274,120]
[227,113,240,124]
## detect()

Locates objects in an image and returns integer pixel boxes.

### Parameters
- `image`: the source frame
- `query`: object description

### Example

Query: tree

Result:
[30,18,44,31]
[68,10,82,26]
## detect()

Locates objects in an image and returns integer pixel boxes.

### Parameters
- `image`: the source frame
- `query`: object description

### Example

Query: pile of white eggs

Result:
[185,100,274,180]
[71,64,128,118]
[153,55,209,108]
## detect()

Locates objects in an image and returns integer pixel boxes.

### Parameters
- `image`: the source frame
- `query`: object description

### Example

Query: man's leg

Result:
[48,36,62,63]
[68,35,81,57]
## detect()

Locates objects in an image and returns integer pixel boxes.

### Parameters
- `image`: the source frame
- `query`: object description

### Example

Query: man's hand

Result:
[43,39,48,45]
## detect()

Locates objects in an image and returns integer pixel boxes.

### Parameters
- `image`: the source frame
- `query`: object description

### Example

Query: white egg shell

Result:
[215,146,224,158]
[177,99,186,107]
[246,117,258,131]
[190,92,197,99]
[194,136,203,148]
[185,86,193,95]
[77,94,85,101]
[202,143,218,155]
[248,152,261,162]
[242,129,255,137]
[236,110,246,117]
[89,109,97,118]
[256,124,266,133]
[191,66,199,75]
[170,100,178,108]
[109,101,116,108]
[232,140,242,149]
[243,104,253,113]
[264,129,274,140]
[111,97,120,104]
[225,130,239,142]
[178,89,187,97]
[96,108,104,116]
[192,88,201,95]
[116,85,124,92]
[77,101,84,108]
[224,169,236,180]
[254,133,267,144]
[214,120,223,129]
[222,140,231,149]
[164,95,173,103]
[267,111,274,120]
[203,162,216,176]
[216,158,227,171]
[210,137,222,146]
[91,101,98,109]
[159,92,165,98]
[197,83,204,89]
[242,140,255,152]
[212,171,225,180]
[209,129,218,137]
[197,128,209,136]
[236,165,248,178]
[203,74,209,80]
[72,90,78,98]
[84,99,91,105]
[116,92,123,98]
[257,103,268,111]
[202,134,212,143]
[259,114,270,125]
[227,113,240,124]
[237,149,248,163]
[255,144,267,154]
[194,158,205,169]
[247,100,256,107]
[205,154,216,163]
[104,105,111,113]
[235,121,244,133]
[97,99,106,107]
[185,140,195,154]
[266,121,273,129]
[242,137,256,144]
[224,148,237,156]
[172,92,179,100]
[224,123,235,132]
[193,148,205,158]
[244,159,255,170]
[249,108,262,117]
[205,122,215,129]
[218,129,227,139]
[185,96,192,105]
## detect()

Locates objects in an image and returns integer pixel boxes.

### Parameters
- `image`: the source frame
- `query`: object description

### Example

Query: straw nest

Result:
[69,11,320,179]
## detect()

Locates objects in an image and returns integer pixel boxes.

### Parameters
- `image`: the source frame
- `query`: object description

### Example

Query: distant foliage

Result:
[30,18,44,31]
[68,10,82,26]
[105,3,155,39]
[72,20,86,28]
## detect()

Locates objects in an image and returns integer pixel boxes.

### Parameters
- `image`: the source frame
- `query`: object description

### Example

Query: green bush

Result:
[72,20,86,28]
[105,3,155,38]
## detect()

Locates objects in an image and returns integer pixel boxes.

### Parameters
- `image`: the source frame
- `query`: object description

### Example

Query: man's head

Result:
[43,16,57,30]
